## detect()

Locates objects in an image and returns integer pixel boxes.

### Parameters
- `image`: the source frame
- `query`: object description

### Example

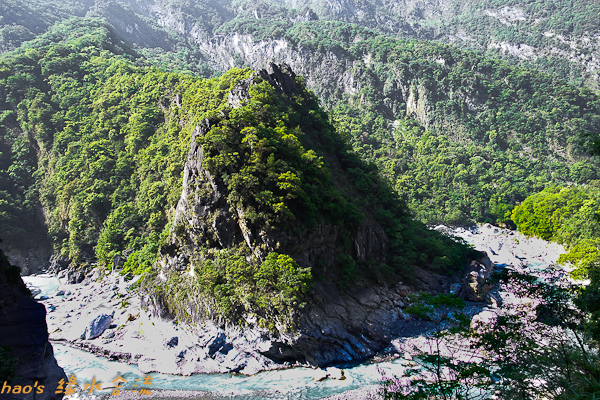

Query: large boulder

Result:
[81,313,114,340]
[461,258,494,302]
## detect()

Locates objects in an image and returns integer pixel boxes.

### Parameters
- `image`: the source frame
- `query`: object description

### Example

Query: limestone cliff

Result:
[0,247,66,400]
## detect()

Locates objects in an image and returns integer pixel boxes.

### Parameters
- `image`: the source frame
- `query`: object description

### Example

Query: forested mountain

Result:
[2,0,599,88]
[0,20,483,365]
[259,0,600,90]
[5,1,598,231]
[2,0,600,391]
[0,19,470,288]
[197,20,600,224]
[2,1,600,266]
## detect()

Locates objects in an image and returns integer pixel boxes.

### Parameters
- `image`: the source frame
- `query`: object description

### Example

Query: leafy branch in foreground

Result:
[380,293,490,400]
[477,267,600,400]
[378,267,600,399]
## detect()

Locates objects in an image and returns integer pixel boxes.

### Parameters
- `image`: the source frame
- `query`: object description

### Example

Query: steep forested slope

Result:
[0,18,245,267]
[2,0,600,372]
[0,20,470,293]
[2,2,600,254]
[2,0,599,88]
[197,20,600,225]
[3,12,600,240]
[1,2,600,230]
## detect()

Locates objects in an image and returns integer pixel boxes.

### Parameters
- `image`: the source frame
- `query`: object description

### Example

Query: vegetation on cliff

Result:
[0,20,474,327]
[511,184,600,341]
[1,0,600,391]
[210,18,600,225]
[147,64,477,326]
[3,7,600,233]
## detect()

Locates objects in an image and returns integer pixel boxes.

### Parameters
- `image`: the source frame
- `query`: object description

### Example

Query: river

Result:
[24,224,565,399]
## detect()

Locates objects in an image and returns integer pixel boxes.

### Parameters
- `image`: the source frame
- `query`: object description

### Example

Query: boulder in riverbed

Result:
[81,313,114,339]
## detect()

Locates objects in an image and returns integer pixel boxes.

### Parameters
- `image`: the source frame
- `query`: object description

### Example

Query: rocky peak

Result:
[228,62,298,108]
[145,63,479,368]
[160,63,389,274]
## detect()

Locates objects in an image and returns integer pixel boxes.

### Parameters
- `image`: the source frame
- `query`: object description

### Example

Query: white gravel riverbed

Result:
[23,223,566,399]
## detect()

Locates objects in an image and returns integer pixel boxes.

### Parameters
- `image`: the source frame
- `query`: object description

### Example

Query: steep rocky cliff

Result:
[3,0,599,89]
[0,246,66,400]
[144,63,478,367]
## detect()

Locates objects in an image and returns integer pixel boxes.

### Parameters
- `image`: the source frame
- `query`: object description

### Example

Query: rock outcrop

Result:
[159,63,390,274]
[146,63,476,369]
[0,247,66,400]
[81,313,114,340]
[2,245,52,276]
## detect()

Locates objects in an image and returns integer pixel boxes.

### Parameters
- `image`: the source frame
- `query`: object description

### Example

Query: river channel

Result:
[24,224,565,399]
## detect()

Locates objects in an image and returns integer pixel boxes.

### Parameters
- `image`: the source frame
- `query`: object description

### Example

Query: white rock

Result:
[470,310,497,331]
[326,367,345,380]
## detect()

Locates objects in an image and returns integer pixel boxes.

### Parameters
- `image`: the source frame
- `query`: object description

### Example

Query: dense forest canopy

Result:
[2,0,600,86]
[0,19,475,326]
[1,1,600,396]
[245,20,600,225]
[0,2,599,230]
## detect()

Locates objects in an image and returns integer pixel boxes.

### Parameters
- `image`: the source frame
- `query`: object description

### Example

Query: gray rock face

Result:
[278,282,410,366]
[146,64,482,370]
[48,254,70,274]
[460,258,494,302]
[81,313,114,340]
[3,241,52,276]
[0,248,66,400]
[159,63,390,274]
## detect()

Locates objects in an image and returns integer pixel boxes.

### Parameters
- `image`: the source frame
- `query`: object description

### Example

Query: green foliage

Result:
[335,33,600,225]
[558,239,600,280]
[151,249,312,330]
[510,185,600,343]
[382,293,486,400]
[223,0,600,89]
[119,252,152,277]
[194,77,353,231]
[404,292,466,320]
[0,20,254,268]
[0,19,476,329]
[215,18,600,225]
[512,185,600,278]
[382,267,600,399]
[149,64,474,324]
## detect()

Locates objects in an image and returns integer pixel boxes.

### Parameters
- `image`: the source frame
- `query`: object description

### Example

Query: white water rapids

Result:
[23,224,565,399]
